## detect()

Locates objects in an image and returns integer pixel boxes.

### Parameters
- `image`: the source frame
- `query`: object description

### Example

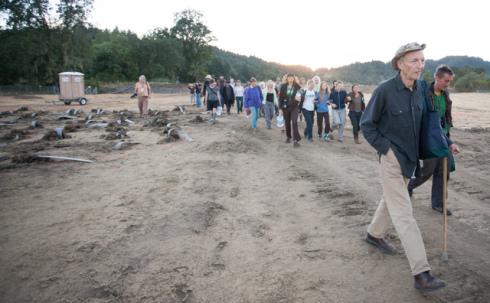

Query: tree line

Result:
[1,2,489,92]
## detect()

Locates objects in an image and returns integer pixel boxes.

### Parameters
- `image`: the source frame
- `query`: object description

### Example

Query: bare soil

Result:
[0,93,489,303]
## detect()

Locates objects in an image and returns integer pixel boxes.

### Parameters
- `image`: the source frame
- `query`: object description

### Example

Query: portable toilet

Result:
[58,72,88,105]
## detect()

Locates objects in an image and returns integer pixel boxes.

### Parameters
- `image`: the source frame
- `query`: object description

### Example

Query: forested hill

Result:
[210,47,490,91]
[208,47,314,82]
[1,2,488,91]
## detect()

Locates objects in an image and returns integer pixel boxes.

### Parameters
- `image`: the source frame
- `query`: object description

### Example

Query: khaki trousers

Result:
[367,149,431,275]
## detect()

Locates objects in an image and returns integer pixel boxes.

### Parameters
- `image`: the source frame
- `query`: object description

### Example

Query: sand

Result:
[0,93,489,303]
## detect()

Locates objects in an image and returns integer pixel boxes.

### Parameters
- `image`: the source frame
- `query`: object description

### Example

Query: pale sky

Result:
[88,0,489,69]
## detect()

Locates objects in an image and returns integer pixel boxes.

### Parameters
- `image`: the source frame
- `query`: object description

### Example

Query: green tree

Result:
[89,29,140,82]
[170,9,214,81]
[0,0,50,29]
[56,0,93,29]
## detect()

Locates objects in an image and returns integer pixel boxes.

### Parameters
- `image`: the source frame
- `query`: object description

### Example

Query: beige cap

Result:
[205,74,212,80]
[391,42,426,70]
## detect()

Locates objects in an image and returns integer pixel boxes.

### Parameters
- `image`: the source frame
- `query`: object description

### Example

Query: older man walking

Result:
[360,42,448,292]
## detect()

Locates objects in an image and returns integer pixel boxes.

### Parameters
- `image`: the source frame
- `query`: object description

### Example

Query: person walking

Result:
[263,80,278,129]
[361,42,450,292]
[234,80,245,114]
[329,81,348,142]
[187,83,195,105]
[302,80,317,142]
[134,75,151,118]
[194,81,202,108]
[206,79,221,123]
[407,64,460,214]
[202,74,212,111]
[244,77,263,129]
[220,80,235,114]
[312,75,321,92]
[346,84,366,144]
[315,81,332,141]
[279,74,302,147]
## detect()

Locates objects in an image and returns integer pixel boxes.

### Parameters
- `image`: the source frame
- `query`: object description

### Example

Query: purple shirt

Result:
[244,86,263,108]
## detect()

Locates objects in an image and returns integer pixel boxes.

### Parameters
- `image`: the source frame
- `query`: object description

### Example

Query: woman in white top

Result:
[262,80,278,129]
[233,80,245,114]
[301,80,317,142]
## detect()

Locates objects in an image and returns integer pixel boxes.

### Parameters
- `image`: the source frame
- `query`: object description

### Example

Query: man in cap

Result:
[360,43,447,292]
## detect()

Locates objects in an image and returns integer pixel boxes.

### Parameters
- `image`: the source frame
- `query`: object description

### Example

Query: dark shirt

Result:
[360,73,425,178]
[220,84,235,102]
[266,93,274,102]
[329,89,348,109]
[207,86,220,101]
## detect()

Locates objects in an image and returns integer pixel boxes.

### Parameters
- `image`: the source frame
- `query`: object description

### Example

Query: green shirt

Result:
[433,92,449,135]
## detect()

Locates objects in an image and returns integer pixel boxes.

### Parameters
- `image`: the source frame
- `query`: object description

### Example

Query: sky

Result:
[87,0,489,69]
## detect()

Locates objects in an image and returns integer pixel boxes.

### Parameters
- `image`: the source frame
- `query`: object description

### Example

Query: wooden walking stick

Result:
[441,156,449,262]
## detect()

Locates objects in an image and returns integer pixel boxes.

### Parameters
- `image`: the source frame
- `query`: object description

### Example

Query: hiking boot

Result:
[286,138,291,143]
[293,141,300,147]
[432,206,452,216]
[414,271,447,292]
[365,233,397,255]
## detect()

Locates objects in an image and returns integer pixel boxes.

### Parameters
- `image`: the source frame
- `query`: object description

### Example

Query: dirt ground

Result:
[0,93,489,303]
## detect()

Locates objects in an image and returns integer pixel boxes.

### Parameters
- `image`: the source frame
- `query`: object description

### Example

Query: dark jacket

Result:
[220,84,235,102]
[279,83,301,109]
[329,89,348,110]
[346,92,366,112]
[427,81,453,137]
[360,73,426,178]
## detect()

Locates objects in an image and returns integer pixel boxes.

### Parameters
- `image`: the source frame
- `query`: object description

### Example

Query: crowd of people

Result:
[133,42,461,293]
[185,73,365,147]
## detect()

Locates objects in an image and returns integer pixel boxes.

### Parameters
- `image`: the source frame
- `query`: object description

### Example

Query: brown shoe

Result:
[414,271,447,292]
[354,134,360,144]
[365,233,397,255]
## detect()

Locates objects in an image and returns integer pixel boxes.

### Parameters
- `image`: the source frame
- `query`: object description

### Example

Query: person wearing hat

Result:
[360,42,449,292]
[244,77,263,129]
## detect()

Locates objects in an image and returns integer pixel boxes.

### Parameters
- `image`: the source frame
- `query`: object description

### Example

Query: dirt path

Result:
[0,94,489,302]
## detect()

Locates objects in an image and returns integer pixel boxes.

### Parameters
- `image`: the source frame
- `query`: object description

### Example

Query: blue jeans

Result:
[251,107,260,129]
[195,93,202,108]
[302,109,314,139]
[264,102,275,128]
[332,108,346,140]
[236,97,243,113]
